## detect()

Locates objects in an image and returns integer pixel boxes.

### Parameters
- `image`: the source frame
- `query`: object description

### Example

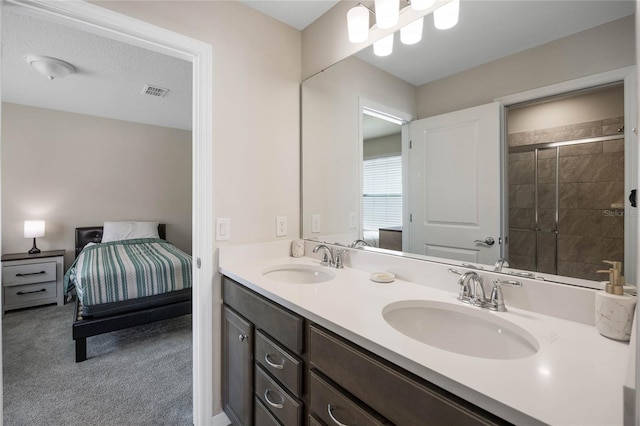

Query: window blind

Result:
[363,156,402,230]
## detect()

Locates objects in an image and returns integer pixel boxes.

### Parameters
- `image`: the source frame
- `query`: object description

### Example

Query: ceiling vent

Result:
[142,84,169,98]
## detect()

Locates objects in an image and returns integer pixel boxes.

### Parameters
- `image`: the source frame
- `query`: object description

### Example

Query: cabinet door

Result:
[223,306,254,426]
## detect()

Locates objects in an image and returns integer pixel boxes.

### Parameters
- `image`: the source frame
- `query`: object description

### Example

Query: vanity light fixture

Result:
[25,55,75,80]
[348,0,459,55]
[434,0,460,30]
[373,33,394,56]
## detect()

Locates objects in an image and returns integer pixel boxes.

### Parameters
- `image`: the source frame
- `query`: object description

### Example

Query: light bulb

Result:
[373,33,394,57]
[400,17,423,45]
[347,5,369,43]
[374,0,400,29]
[434,0,460,30]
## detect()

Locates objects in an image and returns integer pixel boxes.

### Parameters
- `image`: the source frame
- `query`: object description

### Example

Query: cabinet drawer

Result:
[255,330,303,398]
[3,261,56,286]
[255,364,302,426]
[223,277,304,354]
[310,370,389,426]
[308,414,324,426]
[4,281,57,306]
[255,397,282,426]
[309,325,505,426]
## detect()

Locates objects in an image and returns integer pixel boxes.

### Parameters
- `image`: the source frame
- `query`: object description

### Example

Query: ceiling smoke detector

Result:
[142,84,169,98]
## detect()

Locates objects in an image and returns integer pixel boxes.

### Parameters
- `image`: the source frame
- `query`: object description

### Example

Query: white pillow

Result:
[101,221,160,243]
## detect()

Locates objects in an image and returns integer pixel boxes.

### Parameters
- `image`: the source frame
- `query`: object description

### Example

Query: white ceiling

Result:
[1,1,635,131]
[2,9,192,130]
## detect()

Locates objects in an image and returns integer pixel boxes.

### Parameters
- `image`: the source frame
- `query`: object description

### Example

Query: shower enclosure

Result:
[507,120,625,282]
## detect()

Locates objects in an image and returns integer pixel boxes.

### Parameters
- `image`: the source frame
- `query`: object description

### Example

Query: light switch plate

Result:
[311,214,321,233]
[349,212,357,229]
[216,218,230,241]
[276,216,287,237]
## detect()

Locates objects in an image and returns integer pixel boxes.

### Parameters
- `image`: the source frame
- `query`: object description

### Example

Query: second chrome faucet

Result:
[449,268,522,312]
[313,244,347,269]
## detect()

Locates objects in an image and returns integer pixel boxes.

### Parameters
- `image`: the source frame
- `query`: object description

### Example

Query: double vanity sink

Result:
[262,263,538,361]
[221,243,631,425]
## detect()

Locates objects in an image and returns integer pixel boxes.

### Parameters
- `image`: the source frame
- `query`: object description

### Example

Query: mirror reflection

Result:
[301,0,636,287]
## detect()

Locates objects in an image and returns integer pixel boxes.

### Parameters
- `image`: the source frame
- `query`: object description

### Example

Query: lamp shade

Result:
[434,0,460,30]
[373,33,394,57]
[410,0,436,11]
[347,5,370,43]
[24,220,45,238]
[374,0,400,29]
[401,17,424,45]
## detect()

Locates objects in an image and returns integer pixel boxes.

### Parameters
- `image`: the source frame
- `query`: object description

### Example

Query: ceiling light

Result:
[374,0,400,29]
[373,33,394,57]
[25,55,75,80]
[347,4,370,43]
[400,17,424,45]
[411,0,436,11]
[434,0,460,30]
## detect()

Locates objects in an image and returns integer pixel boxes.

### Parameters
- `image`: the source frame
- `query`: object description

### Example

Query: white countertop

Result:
[220,250,631,426]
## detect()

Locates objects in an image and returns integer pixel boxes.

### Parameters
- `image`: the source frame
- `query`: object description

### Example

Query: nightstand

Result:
[1,250,65,312]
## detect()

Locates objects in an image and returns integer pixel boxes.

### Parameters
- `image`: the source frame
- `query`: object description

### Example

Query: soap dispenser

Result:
[595,260,636,341]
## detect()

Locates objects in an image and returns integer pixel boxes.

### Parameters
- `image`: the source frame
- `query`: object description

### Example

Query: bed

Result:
[64,223,192,362]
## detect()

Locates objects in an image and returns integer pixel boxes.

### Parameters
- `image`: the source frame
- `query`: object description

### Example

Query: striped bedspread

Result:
[64,238,192,307]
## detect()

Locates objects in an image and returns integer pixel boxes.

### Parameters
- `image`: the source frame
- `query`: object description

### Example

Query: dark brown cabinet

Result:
[222,275,508,426]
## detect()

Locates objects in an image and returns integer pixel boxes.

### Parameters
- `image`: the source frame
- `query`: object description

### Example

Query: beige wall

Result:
[417,16,635,118]
[364,134,402,159]
[1,103,192,267]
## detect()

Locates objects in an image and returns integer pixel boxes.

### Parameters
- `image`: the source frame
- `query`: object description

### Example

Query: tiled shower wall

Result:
[508,117,624,281]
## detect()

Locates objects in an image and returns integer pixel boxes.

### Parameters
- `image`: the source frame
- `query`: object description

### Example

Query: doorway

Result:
[0,1,214,424]
[505,83,630,282]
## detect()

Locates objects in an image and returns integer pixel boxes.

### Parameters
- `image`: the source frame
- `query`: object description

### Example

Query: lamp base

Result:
[28,238,40,255]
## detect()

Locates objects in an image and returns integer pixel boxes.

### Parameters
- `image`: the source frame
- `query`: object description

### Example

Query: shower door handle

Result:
[630,189,636,208]
[474,237,495,246]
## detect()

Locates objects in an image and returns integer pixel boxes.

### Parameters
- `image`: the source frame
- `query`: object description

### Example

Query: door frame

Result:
[495,66,638,284]
[0,1,215,424]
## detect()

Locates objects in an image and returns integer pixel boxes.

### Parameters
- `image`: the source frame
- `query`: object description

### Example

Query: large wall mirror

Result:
[301,0,637,288]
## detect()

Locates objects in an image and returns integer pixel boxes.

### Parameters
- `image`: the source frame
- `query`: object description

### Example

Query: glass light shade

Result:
[25,55,75,80]
[434,0,460,30]
[347,5,370,43]
[410,0,436,11]
[24,220,45,238]
[373,33,394,57]
[400,17,424,45]
[374,0,400,29]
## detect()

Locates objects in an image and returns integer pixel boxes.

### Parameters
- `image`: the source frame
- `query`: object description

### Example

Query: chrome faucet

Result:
[313,244,334,267]
[494,258,510,272]
[349,239,368,248]
[449,269,521,311]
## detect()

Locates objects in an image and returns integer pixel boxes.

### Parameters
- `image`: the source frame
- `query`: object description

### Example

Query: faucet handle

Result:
[489,279,522,312]
[334,249,348,269]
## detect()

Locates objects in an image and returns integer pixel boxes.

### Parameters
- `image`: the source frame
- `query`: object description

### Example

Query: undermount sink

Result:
[382,300,539,360]
[262,264,335,284]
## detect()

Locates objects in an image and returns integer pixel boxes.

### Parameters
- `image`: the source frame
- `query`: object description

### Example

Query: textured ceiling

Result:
[2,9,192,130]
[239,0,340,30]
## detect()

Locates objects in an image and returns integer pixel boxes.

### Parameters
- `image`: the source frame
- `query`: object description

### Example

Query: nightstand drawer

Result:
[3,261,57,286]
[4,281,57,306]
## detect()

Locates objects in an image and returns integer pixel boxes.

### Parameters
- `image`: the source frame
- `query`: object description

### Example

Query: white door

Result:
[407,102,501,264]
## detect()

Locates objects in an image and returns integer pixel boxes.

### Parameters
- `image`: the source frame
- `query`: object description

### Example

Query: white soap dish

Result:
[370,272,395,283]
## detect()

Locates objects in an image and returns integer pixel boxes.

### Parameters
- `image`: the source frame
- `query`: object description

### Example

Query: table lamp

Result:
[24,220,45,254]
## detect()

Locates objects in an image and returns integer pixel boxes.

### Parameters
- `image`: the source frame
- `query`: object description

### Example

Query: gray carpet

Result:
[3,302,192,426]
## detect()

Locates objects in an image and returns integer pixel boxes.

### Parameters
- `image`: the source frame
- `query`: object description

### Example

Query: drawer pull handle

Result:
[328,404,349,426]
[16,271,46,277]
[263,389,283,409]
[17,288,47,296]
[238,334,247,342]
[264,353,284,370]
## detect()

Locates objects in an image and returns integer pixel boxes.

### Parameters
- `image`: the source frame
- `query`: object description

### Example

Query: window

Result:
[362,155,402,230]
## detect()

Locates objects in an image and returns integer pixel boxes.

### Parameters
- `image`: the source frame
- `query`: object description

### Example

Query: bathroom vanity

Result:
[220,241,632,426]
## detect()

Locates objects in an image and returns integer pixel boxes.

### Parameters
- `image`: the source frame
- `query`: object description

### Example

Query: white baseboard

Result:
[212,411,231,426]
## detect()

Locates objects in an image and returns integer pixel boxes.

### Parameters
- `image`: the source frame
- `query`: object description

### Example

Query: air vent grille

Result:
[142,84,169,98]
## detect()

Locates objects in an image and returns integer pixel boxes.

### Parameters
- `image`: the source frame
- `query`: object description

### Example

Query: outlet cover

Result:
[216,218,230,241]
[276,216,287,237]
[311,214,321,233]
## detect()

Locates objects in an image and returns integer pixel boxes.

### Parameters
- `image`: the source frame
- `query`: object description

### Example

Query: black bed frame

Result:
[72,225,192,362]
